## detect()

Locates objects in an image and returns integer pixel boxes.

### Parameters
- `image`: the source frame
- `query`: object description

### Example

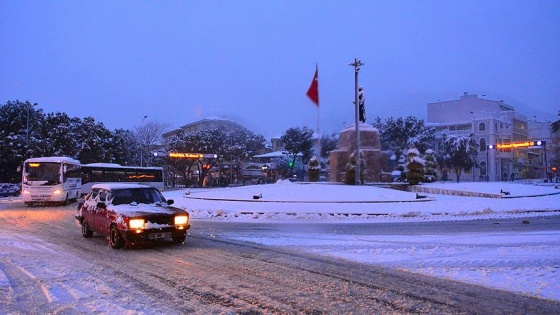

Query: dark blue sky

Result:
[1,0,559,139]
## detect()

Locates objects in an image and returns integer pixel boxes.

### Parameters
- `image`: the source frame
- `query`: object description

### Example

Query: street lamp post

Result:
[487,144,493,182]
[470,111,476,182]
[26,103,38,157]
[349,58,364,185]
[140,115,147,167]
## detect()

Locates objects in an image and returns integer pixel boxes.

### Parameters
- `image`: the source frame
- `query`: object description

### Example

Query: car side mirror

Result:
[167,199,174,205]
[96,202,107,208]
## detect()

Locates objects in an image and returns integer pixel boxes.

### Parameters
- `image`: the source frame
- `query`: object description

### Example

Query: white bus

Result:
[22,156,82,205]
[80,163,164,194]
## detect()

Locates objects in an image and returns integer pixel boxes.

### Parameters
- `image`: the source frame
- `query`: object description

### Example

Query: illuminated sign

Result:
[169,152,218,159]
[494,140,546,149]
[169,152,204,159]
[28,163,41,167]
[496,141,535,149]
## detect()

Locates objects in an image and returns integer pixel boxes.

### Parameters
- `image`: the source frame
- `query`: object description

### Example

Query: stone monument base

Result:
[329,124,386,183]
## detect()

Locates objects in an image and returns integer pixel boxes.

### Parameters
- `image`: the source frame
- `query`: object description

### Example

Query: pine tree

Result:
[423,149,439,183]
[405,146,424,185]
[395,154,406,181]
[308,156,320,182]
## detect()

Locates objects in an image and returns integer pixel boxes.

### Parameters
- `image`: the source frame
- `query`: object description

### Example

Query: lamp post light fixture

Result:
[349,58,364,185]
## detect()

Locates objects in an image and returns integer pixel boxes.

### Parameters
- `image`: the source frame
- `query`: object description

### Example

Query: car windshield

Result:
[110,188,166,205]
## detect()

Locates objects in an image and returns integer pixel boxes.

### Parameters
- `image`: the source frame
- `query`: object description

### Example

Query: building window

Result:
[480,138,487,151]
[478,122,486,132]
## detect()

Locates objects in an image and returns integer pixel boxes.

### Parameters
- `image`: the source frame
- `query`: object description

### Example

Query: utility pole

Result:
[140,115,147,167]
[349,58,364,185]
[26,103,38,158]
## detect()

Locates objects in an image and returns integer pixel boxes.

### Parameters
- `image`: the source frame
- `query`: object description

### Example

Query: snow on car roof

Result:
[91,183,153,190]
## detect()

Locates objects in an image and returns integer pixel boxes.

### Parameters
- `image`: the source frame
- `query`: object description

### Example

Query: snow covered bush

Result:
[423,149,439,183]
[395,154,406,182]
[308,156,320,182]
[405,146,424,185]
[344,151,365,185]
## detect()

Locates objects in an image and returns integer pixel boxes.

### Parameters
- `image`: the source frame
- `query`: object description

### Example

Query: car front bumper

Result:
[121,226,190,243]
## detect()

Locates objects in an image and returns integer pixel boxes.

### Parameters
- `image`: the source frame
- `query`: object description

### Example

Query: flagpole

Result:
[306,63,321,160]
[316,63,321,158]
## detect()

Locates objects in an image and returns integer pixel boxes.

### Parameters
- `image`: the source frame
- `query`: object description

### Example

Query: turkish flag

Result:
[306,65,319,107]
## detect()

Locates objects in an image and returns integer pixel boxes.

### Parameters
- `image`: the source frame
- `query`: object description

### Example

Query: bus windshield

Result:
[24,162,61,185]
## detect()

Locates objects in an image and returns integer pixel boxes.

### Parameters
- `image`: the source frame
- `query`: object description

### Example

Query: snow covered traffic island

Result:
[170,180,560,222]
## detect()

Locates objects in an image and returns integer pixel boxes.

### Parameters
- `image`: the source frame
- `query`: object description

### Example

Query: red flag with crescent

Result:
[306,65,319,107]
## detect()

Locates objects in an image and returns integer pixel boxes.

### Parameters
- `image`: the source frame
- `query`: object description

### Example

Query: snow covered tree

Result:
[551,111,560,133]
[441,134,479,183]
[550,111,560,171]
[344,151,365,185]
[308,156,320,182]
[280,127,315,176]
[423,149,439,183]
[373,115,435,171]
[136,120,170,167]
[405,145,424,185]
[395,154,406,181]
[75,117,113,164]
[167,126,266,187]
[38,112,80,158]
[107,129,141,166]
[0,100,49,182]
[320,133,338,160]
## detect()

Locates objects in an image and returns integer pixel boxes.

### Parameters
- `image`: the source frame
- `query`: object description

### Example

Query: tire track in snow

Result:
[0,261,51,314]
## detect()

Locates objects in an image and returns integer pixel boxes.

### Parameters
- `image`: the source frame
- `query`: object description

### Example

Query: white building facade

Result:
[427,93,531,182]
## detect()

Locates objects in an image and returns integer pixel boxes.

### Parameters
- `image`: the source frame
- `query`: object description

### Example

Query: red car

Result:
[76,183,190,249]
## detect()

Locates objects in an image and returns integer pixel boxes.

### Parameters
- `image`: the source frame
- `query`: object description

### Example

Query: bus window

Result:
[92,170,104,182]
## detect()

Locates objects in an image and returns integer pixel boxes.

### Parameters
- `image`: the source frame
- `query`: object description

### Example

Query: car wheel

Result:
[81,220,93,238]
[110,225,124,249]
[172,234,186,244]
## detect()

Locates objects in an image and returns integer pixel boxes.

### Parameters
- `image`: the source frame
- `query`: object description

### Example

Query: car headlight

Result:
[53,189,61,195]
[174,215,189,226]
[129,219,145,229]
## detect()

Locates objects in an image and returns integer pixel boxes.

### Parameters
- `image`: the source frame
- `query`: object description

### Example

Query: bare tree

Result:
[136,120,171,166]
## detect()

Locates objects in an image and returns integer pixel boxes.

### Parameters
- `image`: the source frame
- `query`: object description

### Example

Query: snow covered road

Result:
[1,181,560,313]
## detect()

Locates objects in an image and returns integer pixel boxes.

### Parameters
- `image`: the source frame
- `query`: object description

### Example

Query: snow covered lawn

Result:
[167,181,560,301]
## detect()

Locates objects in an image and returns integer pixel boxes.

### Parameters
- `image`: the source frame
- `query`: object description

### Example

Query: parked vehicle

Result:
[0,183,20,197]
[75,183,190,249]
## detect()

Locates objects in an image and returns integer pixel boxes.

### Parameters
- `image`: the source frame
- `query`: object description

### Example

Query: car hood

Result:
[109,204,187,217]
